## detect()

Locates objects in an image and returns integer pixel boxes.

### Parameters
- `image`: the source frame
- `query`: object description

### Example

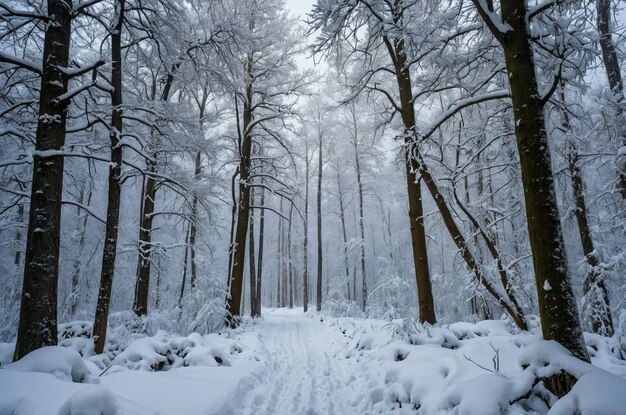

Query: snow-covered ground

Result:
[1,309,626,414]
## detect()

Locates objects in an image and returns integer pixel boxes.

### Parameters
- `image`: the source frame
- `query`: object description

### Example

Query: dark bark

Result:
[226,54,254,326]
[14,0,73,361]
[382,24,436,324]
[475,0,589,361]
[249,187,257,315]
[133,65,177,317]
[303,150,310,312]
[288,202,294,309]
[179,224,191,309]
[596,0,626,198]
[569,150,614,336]
[93,0,125,354]
[316,131,323,311]
[254,185,265,317]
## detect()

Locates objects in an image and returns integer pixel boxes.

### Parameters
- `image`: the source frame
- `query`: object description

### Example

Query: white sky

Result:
[283,0,324,71]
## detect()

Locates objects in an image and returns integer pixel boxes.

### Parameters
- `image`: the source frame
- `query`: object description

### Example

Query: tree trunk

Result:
[254,185,265,317]
[596,0,626,198]
[226,54,254,326]
[93,0,125,354]
[352,111,368,312]
[383,29,436,324]
[14,0,73,361]
[303,150,310,312]
[249,187,257,315]
[557,84,614,336]
[179,223,191,309]
[316,132,323,311]
[487,0,589,361]
[70,186,92,317]
[133,68,177,317]
[335,167,352,300]
[288,202,294,309]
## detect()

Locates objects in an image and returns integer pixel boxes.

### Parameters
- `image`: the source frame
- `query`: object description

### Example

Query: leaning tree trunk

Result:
[385,21,528,328]
[596,0,626,198]
[316,132,323,312]
[14,0,73,361]
[93,0,125,354]
[474,0,589,361]
[226,54,254,326]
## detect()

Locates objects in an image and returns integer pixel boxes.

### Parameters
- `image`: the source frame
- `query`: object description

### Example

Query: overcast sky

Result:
[283,0,323,71]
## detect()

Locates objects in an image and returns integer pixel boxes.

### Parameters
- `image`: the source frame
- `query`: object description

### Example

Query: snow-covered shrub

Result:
[4,346,97,383]
[58,321,95,357]
[111,331,241,371]
[186,297,227,335]
[112,332,177,371]
[367,274,416,320]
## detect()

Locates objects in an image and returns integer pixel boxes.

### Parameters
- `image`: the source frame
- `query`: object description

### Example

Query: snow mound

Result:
[0,342,15,367]
[58,386,118,415]
[339,317,626,414]
[112,331,241,371]
[548,370,626,415]
[5,346,98,383]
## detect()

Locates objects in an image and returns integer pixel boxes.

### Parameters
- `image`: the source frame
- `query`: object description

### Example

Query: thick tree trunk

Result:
[383,31,436,324]
[226,55,254,326]
[14,0,73,361]
[316,132,323,311]
[93,0,125,354]
[488,0,589,361]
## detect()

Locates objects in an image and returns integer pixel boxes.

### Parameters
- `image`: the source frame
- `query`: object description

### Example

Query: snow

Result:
[3,346,97,383]
[1,310,625,414]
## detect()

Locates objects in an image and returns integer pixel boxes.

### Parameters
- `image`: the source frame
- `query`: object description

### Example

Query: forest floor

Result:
[1,308,626,414]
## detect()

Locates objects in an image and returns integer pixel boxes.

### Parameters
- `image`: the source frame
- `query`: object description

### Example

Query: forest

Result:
[0,0,625,414]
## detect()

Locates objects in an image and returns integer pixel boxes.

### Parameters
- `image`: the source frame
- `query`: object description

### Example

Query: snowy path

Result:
[230,310,363,415]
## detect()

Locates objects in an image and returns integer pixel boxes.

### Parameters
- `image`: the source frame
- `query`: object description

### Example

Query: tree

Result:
[470,0,589,361]
[12,0,74,361]
[93,0,126,354]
